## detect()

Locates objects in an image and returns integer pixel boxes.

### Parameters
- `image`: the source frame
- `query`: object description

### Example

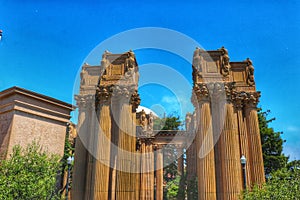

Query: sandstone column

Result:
[177,146,184,175]
[140,140,154,200]
[72,95,92,200]
[91,101,112,199]
[115,100,136,200]
[84,96,97,200]
[155,146,164,200]
[214,101,242,200]
[109,101,120,200]
[234,94,251,188]
[196,100,217,200]
[245,92,265,185]
[135,147,141,200]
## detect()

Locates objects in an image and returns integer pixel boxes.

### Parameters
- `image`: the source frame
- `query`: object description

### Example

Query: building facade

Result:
[0,87,74,158]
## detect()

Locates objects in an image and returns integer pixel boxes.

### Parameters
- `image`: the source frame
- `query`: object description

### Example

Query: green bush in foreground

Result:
[0,142,61,200]
[242,167,300,200]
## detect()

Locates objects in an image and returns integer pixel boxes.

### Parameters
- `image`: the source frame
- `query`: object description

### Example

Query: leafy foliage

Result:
[187,176,198,200]
[165,176,180,199]
[153,115,181,131]
[155,114,184,199]
[59,123,75,196]
[62,123,74,169]
[155,114,182,182]
[258,108,289,176]
[0,142,61,200]
[241,109,300,199]
[162,116,182,130]
[242,166,300,200]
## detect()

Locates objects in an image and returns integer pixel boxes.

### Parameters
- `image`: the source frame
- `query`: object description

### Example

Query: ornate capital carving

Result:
[232,91,261,109]
[131,90,141,112]
[111,85,135,99]
[245,91,261,108]
[96,84,140,110]
[232,91,248,109]
[193,83,209,102]
[193,82,236,103]
[96,85,113,104]
[75,94,95,109]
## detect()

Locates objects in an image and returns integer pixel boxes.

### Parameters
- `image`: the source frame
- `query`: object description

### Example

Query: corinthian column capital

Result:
[75,94,95,110]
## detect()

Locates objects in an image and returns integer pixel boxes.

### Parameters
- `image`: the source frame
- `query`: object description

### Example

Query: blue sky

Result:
[0,0,299,160]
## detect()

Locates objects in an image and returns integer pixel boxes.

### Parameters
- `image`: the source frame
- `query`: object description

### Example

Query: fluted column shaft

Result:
[84,102,98,199]
[72,105,89,200]
[92,104,111,199]
[186,140,197,180]
[135,151,141,200]
[236,108,251,188]
[133,112,140,200]
[245,106,265,185]
[196,101,217,200]
[156,148,163,200]
[115,102,136,200]
[72,138,87,200]
[215,103,242,200]
[140,142,154,200]
[177,147,184,175]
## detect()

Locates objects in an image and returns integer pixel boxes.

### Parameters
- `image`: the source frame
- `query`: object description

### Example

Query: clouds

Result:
[160,93,193,118]
[286,125,300,132]
[283,144,300,161]
[282,125,300,160]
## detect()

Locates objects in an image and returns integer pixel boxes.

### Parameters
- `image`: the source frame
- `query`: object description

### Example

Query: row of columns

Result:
[73,94,264,200]
[193,89,265,200]
[72,94,171,200]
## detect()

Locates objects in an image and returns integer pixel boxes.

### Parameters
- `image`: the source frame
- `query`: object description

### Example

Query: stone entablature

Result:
[0,87,74,158]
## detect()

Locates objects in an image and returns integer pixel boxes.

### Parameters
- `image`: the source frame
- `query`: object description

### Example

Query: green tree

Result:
[155,114,183,199]
[186,176,198,200]
[162,116,181,130]
[258,108,289,176]
[241,109,300,199]
[165,176,180,200]
[153,115,181,131]
[0,142,61,200]
[242,166,300,200]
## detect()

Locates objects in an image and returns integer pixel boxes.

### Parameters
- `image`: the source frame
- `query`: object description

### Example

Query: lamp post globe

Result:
[240,155,247,189]
[67,156,73,165]
[66,156,73,200]
[240,155,246,165]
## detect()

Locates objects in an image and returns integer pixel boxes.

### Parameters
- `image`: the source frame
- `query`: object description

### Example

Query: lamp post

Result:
[66,156,74,200]
[240,155,247,190]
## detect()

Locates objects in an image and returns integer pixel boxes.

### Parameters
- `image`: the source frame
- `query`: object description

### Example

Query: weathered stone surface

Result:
[0,87,74,158]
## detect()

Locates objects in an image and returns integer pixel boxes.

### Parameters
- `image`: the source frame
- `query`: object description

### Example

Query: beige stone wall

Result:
[0,112,13,158]
[0,86,74,158]
[7,111,67,157]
